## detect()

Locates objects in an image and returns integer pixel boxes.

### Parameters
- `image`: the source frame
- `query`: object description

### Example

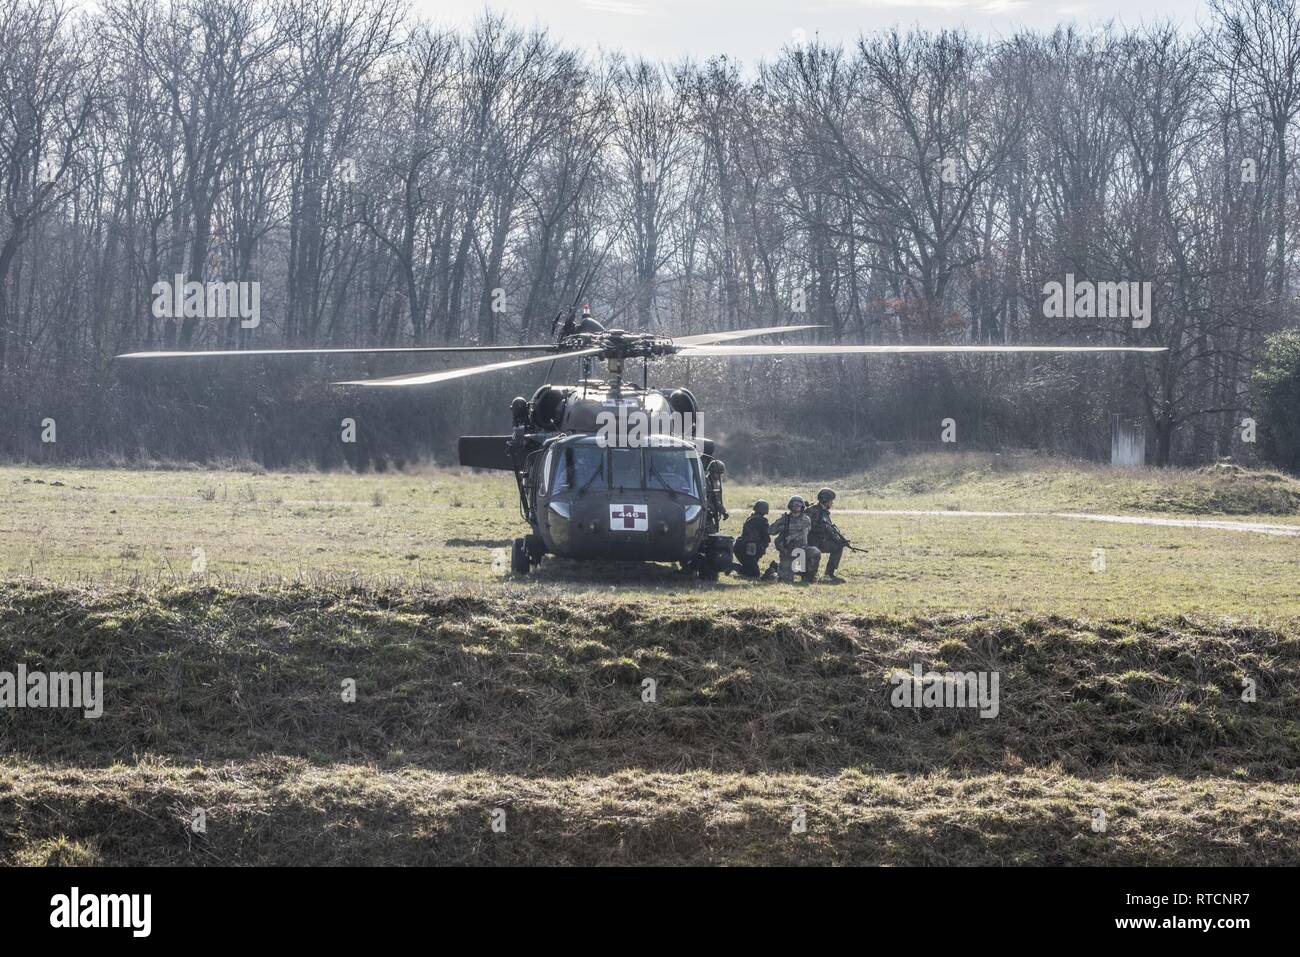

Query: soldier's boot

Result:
[823,546,844,579]
[761,561,778,582]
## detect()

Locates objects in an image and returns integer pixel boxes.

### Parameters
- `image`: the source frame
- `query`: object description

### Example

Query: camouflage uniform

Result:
[806,501,846,578]
[769,509,821,582]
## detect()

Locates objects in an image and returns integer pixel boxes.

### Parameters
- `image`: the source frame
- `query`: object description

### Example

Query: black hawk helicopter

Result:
[119,307,1165,579]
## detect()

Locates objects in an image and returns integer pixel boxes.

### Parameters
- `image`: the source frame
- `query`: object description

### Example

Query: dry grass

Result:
[1,581,1297,777]
[4,455,1298,865]
[1,581,1298,865]
[5,762,1298,866]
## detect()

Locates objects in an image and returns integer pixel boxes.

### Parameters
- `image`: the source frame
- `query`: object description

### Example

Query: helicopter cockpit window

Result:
[645,448,700,497]
[538,449,554,496]
[610,448,641,490]
[554,444,604,493]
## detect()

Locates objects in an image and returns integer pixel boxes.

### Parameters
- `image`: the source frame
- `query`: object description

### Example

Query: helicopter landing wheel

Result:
[510,537,530,575]
[524,534,546,570]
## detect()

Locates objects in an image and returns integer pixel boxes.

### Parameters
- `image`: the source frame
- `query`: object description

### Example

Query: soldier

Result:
[806,487,848,581]
[767,495,820,583]
[731,500,770,578]
[705,459,729,532]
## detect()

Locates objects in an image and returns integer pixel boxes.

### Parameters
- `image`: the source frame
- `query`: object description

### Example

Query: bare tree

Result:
[0,0,100,368]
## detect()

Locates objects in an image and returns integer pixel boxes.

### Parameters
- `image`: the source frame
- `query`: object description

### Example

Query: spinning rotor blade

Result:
[671,324,824,346]
[117,345,556,359]
[675,344,1168,357]
[336,347,605,387]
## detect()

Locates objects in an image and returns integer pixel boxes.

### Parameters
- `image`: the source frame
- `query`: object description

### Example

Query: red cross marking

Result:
[612,504,646,528]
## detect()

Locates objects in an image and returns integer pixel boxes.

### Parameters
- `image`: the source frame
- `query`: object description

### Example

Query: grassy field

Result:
[1,453,1298,865]
[2,452,1299,618]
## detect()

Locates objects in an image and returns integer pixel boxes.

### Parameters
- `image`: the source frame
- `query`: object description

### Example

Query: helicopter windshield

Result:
[550,442,702,498]
[553,444,605,493]
[610,448,640,489]
[646,448,700,496]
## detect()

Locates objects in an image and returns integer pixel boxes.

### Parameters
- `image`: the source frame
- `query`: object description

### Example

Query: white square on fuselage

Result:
[609,504,648,531]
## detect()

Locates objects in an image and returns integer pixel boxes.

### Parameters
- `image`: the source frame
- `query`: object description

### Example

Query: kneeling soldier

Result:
[806,487,847,580]
[768,495,821,583]
[732,500,771,577]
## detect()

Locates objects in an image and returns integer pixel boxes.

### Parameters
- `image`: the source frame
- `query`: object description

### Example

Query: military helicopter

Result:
[119,307,1165,579]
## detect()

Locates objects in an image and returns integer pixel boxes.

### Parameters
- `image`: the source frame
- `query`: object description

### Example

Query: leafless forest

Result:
[2,0,1299,471]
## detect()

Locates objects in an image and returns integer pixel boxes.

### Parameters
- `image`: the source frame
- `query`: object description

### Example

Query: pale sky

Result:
[421,0,1214,62]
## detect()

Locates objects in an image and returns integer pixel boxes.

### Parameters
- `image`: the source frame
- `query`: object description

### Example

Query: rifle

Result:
[825,524,868,555]
[820,520,864,554]
[805,505,866,554]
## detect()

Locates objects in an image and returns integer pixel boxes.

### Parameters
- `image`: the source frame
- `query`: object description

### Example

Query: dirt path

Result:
[838,508,1300,537]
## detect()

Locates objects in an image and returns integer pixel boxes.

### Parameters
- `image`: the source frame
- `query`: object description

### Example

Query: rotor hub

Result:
[558,330,678,361]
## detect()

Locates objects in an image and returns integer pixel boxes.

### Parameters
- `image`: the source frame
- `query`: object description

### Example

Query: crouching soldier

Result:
[767,495,821,583]
[731,500,770,577]
[806,487,848,581]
